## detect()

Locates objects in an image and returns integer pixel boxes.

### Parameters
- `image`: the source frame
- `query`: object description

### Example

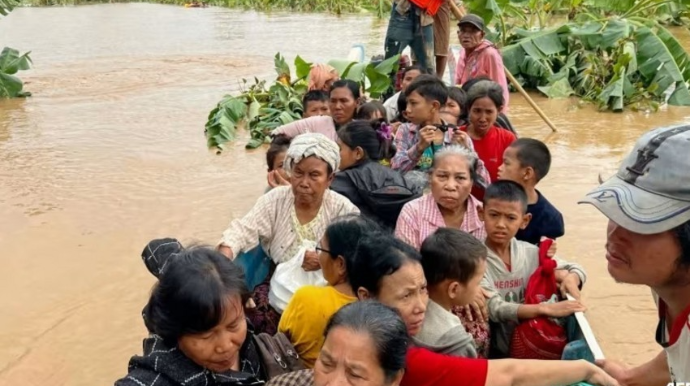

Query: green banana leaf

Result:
[467,0,509,25]
[294,55,312,80]
[538,77,576,98]
[0,0,20,17]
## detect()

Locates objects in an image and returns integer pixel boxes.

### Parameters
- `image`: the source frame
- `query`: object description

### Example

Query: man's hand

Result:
[540,300,586,318]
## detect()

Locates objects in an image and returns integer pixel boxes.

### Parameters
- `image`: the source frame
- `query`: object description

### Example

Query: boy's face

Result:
[405,90,439,126]
[480,199,531,245]
[498,146,528,184]
[303,100,330,118]
[452,258,487,307]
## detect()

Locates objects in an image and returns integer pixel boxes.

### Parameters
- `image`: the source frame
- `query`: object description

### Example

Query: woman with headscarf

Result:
[218,133,359,335]
[307,64,339,92]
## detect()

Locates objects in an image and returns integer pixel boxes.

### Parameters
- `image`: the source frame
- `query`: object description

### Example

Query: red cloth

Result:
[401,347,488,386]
[461,125,516,199]
[510,239,568,359]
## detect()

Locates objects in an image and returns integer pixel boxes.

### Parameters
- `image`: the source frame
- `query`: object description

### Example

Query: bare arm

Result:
[486,359,619,386]
[597,351,670,386]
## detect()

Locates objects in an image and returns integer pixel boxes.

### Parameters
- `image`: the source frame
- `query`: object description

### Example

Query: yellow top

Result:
[278,285,356,368]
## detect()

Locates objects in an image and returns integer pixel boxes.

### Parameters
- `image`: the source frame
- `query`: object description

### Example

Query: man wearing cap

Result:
[454,14,510,111]
[580,125,690,385]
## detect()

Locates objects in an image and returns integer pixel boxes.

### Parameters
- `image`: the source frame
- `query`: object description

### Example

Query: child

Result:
[383,65,427,122]
[414,228,488,358]
[479,181,587,358]
[265,134,291,190]
[355,100,387,121]
[498,138,565,245]
[302,90,330,118]
[442,86,466,122]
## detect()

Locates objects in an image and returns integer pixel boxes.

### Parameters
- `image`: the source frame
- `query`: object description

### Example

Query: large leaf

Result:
[365,66,392,98]
[274,53,290,78]
[501,26,566,82]
[344,62,368,82]
[467,0,509,25]
[373,54,400,75]
[327,59,356,79]
[538,77,575,98]
[633,22,690,105]
[294,56,312,80]
[569,20,632,50]
[0,0,20,17]
[0,72,22,98]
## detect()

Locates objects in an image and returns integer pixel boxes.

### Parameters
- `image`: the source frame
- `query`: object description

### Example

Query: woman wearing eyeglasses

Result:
[277,215,383,369]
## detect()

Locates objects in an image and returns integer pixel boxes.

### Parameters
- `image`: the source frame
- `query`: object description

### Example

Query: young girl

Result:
[266,134,291,190]
[355,101,387,121]
[460,81,517,199]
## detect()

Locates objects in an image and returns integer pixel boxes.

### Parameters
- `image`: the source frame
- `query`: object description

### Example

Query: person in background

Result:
[391,75,484,175]
[302,90,330,118]
[579,125,690,384]
[383,1,435,77]
[479,181,586,358]
[433,0,452,78]
[218,133,359,335]
[498,138,564,245]
[331,120,419,228]
[390,91,409,136]
[115,246,266,386]
[460,78,516,135]
[414,228,488,358]
[441,86,466,124]
[384,65,428,122]
[278,215,382,368]
[355,100,387,121]
[267,301,410,386]
[271,80,361,142]
[307,63,339,92]
[266,135,292,191]
[350,233,621,386]
[454,14,510,112]
[460,80,516,199]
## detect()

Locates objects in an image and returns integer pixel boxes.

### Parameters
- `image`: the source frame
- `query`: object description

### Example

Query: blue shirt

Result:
[516,190,564,245]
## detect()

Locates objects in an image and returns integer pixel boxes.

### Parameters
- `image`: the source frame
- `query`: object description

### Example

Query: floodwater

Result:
[0,4,689,385]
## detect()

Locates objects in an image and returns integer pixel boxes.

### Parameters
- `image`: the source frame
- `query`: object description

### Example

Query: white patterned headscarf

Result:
[284,133,340,174]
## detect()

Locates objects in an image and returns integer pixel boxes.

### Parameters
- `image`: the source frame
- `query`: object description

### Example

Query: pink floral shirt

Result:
[395,193,486,250]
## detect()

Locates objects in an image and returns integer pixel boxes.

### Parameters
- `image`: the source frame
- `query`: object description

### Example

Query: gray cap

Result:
[458,14,485,31]
[579,125,690,234]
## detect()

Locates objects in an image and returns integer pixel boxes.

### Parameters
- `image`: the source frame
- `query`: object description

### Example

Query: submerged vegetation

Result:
[205,53,399,152]
[471,0,690,111]
[1,0,32,98]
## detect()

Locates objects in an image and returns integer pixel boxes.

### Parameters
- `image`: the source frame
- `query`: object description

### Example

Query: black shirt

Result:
[516,190,565,245]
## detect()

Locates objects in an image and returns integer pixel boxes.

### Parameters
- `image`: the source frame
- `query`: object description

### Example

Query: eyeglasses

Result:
[316,245,331,255]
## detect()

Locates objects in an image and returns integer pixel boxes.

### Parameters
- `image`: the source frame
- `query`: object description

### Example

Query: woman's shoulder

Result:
[324,189,360,213]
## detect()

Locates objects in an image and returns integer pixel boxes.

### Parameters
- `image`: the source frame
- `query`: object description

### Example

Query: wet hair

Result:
[302,90,329,112]
[466,80,505,112]
[325,215,384,284]
[350,234,422,296]
[483,180,528,214]
[266,134,291,171]
[430,145,483,187]
[394,92,408,123]
[143,246,250,345]
[447,87,467,114]
[675,221,690,269]
[511,138,551,182]
[356,101,387,121]
[325,301,409,382]
[421,228,487,286]
[330,79,361,101]
[405,74,449,106]
[338,119,395,162]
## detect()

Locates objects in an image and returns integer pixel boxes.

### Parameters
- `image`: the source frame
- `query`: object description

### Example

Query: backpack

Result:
[253,332,305,380]
[510,239,569,360]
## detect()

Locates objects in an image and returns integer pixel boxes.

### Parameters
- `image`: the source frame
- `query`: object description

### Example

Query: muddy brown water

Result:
[1,4,689,385]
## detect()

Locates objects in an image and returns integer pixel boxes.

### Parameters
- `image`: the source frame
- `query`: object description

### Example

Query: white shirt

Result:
[656,299,690,382]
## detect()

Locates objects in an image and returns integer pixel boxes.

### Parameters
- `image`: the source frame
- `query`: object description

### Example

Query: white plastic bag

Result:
[269,240,327,313]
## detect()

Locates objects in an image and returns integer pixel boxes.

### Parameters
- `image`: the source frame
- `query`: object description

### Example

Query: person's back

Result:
[497,138,564,245]
[414,228,487,358]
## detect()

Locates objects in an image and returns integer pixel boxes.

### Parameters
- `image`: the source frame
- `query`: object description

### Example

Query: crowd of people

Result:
[114,7,690,386]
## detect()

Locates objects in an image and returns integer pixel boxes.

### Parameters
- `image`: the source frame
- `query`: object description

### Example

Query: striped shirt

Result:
[219,186,359,264]
[395,193,486,250]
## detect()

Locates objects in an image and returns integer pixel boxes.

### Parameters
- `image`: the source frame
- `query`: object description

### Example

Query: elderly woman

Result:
[346,234,620,386]
[454,14,510,112]
[218,133,359,335]
[116,245,266,386]
[267,301,409,386]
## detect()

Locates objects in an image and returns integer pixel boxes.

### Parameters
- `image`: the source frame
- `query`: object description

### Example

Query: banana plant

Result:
[1,0,32,98]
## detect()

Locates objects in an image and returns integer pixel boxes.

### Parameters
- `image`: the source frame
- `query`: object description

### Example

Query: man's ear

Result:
[521,212,533,230]
[357,287,371,300]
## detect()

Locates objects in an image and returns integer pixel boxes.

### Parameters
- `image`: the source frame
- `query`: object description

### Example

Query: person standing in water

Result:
[454,14,510,112]
[383,1,435,75]
[580,125,690,385]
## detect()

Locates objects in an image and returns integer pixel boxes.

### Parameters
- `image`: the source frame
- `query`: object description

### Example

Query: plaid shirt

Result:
[391,123,491,187]
[395,193,486,249]
[266,370,313,386]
